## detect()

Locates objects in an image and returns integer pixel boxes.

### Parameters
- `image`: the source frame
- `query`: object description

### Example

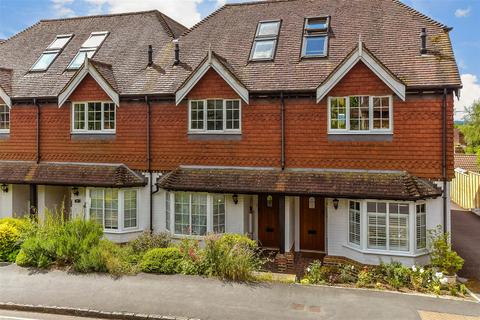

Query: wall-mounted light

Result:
[1,184,8,193]
[232,194,239,205]
[333,198,339,210]
[72,187,79,197]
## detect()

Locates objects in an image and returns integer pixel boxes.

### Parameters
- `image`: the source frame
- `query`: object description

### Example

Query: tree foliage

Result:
[459,99,480,157]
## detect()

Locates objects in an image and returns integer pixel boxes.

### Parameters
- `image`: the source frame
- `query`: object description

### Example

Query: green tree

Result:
[459,100,480,157]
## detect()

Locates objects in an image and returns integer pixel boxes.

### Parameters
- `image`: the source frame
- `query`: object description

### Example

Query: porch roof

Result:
[0,161,146,187]
[158,167,442,201]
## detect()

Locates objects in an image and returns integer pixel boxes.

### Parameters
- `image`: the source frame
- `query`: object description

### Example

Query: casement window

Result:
[189,99,241,133]
[367,202,388,250]
[416,203,427,250]
[68,31,108,70]
[165,191,171,231]
[72,102,116,133]
[88,188,138,231]
[348,201,361,246]
[250,20,281,61]
[170,192,227,236]
[31,34,73,71]
[329,96,392,134]
[0,105,9,133]
[388,203,409,251]
[302,17,329,57]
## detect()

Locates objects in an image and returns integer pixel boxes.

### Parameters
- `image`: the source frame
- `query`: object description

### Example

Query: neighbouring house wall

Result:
[0,186,13,218]
[12,184,30,217]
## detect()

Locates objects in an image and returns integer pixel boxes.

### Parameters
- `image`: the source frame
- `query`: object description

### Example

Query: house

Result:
[0,0,460,266]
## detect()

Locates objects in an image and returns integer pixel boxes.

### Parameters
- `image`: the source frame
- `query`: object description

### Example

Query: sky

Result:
[0,0,479,120]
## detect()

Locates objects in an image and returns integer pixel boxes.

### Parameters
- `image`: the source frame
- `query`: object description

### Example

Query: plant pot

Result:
[445,275,457,285]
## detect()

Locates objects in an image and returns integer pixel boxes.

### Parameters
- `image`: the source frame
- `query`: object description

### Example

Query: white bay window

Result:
[72,101,116,133]
[0,104,10,133]
[189,99,241,133]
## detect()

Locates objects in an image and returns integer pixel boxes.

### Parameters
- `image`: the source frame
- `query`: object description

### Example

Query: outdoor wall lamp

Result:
[333,198,339,210]
[1,184,8,193]
[72,187,79,197]
[232,194,239,205]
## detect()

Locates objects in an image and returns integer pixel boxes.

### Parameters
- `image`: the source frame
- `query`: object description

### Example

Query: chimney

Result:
[148,45,153,66]
[420,28,427,55]
[173,39,180,66]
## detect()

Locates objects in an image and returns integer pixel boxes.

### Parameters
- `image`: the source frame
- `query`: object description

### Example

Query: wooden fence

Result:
[451,169,480,209]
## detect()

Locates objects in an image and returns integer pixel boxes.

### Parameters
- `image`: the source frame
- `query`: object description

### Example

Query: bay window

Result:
[189,99,241,133]
[348,201,361,246]
[0,104,9,133]
[88,188,138,231]
[72,101,116,133]
[329,96,392,133]
[416,203,427,250]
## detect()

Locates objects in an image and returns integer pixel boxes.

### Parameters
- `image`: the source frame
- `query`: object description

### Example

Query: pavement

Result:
[451,203,480,281]
[0,264,479,320]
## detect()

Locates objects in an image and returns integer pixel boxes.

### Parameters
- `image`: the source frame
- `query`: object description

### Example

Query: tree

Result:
[459,99,480,157]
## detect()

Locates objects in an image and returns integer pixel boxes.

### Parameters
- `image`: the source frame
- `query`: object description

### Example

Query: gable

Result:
[69,74,111,102]
[0,87,11,108]
[187,69,240,100]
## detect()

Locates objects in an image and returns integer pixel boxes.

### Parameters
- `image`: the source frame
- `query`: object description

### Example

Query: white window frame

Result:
[301,16,329,58]
[249,20,281,61]
[168,192,228,238]
[87,188,139,232]
[67,31,109,70]
[0,104,10,133]
[348,200,361,247]
[328,95,393,134]
[415,202,427,250]
[30,34,73,72]
[188,99,242,134]
[71,101,116,134]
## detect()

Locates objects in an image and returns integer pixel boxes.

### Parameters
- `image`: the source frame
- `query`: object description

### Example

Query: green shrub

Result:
[428,226,464,276]
[140,247,182,274]
[129,232,171,253]
[356,268,374,288]
[375,262,411,289]
[15,249,30,266]
[177,239,204,275]
[302,260,324,284]
[338,264,357,283]
[0,223,20,262]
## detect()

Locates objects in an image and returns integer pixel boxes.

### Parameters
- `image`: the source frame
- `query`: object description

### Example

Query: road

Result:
[0,310,105,320]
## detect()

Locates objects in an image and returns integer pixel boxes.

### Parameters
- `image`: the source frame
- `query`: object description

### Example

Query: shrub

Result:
[338,264,357,283]
[428,226,464,276]
[356,268,374,288]
[303,260,324,284]
[129,232,171,253]
[177,239,204,275]
[140,247,182,274]
[203,233,262,281]
[375,262,411,289]
[0,223,21,262]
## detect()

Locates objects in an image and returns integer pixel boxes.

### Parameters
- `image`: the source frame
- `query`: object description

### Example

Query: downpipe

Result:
[145,96,154,233]
[442,88,447,234]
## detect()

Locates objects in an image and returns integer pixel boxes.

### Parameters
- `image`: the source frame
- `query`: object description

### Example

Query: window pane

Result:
[103,103,115,130]
[349,96,369,131]
[226,100,240,130]
[0,105,10,130]
[304,36,326,56]
[207,100,223,131]
[191,194,207,236]
[73,103,85,130]
[389,203,409,251]
[31,52,58,71]
[90,189,104,227]
[252,40,275,60]
[104,189,118,229]
[306,18,328,30]
[82,33,107,48]
[124,190,137,228]
[190,101,204,130]
[69,50,95,69]
[416,204,427,250]
[257,21,280,36]
[165,192,170,231]
[373,97,390,130]
[213,195,226,234]
[175,193,190,235]
[48,36,71,50]
[349,201,361,245]
[88,102,102,131]
[330,97,346,129]
[367,202,387,250]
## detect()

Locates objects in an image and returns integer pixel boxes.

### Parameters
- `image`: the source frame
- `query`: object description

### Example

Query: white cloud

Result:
[216,0,227,7]
[455,7,471,18]
[455,74,480,121]
[51,0,76,17]
[84,0,204,27]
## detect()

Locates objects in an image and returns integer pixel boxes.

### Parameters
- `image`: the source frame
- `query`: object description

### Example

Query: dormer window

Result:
[30,34,73,71]
[0,104,9,133]
[68,31,108,70]
[302,17,329,58]
[250,20,281,61]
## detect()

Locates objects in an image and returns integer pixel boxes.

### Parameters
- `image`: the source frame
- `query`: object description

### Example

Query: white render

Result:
[0,184,29,218]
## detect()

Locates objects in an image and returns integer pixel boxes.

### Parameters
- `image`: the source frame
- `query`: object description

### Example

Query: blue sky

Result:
[0,0,479,119]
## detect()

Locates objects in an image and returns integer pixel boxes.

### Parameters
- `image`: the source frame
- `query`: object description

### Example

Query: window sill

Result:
[0,132,10,140]
[71,133,116,141]
[328,131,393,135]
[188,133,242,141]
[343,244,429,258]
[188,131,241,135]
[104,228,141,235]
[328,134,393,142]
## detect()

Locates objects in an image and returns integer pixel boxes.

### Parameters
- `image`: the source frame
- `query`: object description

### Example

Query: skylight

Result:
[30,34,73,71]
[250,20,281,61]
[67,31,108,70]
[302,17,330,58]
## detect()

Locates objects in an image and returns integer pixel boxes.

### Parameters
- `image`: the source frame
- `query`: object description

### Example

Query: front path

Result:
[0,265,479,320]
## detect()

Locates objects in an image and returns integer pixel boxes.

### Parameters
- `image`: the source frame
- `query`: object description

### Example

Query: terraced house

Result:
[0,0,460,267]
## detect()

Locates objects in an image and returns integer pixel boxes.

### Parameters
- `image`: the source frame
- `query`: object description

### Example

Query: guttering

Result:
[280,92,286,170]
[442,88,448,233]
[145,95,154,233]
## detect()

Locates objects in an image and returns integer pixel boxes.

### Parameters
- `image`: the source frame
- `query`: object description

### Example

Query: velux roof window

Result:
[302,17,329,57]
[30,34,73,71]
[250,20,281,61]
[67,31,109,70]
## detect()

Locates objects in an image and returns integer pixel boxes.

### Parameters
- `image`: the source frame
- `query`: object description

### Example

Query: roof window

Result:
[250,20,281,61]
[30,34,73,71]
[67,31,109,70]
[302,17,329,58]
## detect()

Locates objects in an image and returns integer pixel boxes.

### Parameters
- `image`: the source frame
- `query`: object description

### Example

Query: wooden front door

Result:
[300,196,325,252]
[258,194,280,248]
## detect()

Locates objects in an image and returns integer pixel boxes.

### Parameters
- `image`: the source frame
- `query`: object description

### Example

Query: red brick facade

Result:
[0,64,454,180]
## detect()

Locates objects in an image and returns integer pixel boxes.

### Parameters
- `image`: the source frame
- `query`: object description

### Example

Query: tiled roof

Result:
[158,167,442,200]
[455,154,480,173]
[0,161,146,187]
[90,60,118,92]
[0,68,13,95]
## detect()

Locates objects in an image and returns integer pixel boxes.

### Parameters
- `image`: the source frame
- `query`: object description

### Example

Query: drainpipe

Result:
[442,88,448,234]
[145,96,154,233]
[280,92,286,170]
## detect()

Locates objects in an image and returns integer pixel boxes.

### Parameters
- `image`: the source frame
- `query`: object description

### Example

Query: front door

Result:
[258,194,280,248]
[300,196,325,252]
